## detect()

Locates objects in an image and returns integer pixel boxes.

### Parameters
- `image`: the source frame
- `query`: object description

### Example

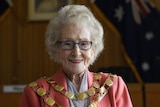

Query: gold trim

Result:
[28,81,37,87]
[54,85,64,92]
[87,88,95,96]
[65,91,74,99]
[45,97,55,106]
[105,79,113,87]
[93,82,100,88]
[76,92,87,100]
[88,102,97,107]
[37,88,46,96]
[28,73,115,106]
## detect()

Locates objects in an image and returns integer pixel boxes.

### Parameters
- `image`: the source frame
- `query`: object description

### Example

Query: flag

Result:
[94,0,160,82]
[0,0,12,21]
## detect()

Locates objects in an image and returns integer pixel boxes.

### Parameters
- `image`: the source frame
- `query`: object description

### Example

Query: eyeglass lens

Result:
[58,41,92,50]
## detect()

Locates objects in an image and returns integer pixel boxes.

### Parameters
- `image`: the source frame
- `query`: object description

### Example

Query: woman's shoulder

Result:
[97,72,123,82]
[92,72,125,89]
[30,77,49,86]
[23,76,52,93]
[92,72,119,82]
[100,72,128,94]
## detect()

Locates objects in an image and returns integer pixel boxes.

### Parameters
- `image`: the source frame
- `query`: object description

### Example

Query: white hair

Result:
[45,5,104,65]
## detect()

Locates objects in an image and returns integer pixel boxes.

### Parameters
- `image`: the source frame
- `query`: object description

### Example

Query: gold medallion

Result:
[105,79,113,86]
[54,85,64,92]
[88,102,97,107]
[76,92,87,100]
[94,93,100,101]
[87,88,95,96]
[37,88,46,96]
[65,91,74,99]
[94,74,102,80]
[28,82,37,87]
[46,78,55,83]
[45,97,55,106]
[109,73,116,77]
[93,82,100,88]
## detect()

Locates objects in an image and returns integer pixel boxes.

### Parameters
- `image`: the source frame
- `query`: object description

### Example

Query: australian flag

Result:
[95,0,160,82]
[0,0,12,21]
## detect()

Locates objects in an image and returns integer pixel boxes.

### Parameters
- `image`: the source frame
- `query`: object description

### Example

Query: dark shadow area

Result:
[99,67,137,83]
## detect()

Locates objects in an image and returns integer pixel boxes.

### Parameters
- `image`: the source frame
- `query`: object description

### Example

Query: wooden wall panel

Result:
[127,84,144,107]
[145,84,160,107]
[0,10,18,85]
[0,92,22,107]
[0,0,60,85]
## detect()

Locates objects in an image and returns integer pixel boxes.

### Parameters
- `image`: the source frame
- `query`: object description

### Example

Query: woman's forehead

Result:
[59,23,91,40]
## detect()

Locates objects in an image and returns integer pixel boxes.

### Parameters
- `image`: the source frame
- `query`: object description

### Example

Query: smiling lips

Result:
[69,59,83,64]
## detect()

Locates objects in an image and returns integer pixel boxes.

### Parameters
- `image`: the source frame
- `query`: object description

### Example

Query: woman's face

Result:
[57,23,93,76]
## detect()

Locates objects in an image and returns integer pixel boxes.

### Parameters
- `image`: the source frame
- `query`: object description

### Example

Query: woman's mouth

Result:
[69,59,82,64]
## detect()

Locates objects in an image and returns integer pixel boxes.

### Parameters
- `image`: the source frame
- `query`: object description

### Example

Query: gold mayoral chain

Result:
[28,73,116,107]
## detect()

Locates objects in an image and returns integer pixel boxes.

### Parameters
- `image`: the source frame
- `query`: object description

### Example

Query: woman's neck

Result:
[67,71,85,90]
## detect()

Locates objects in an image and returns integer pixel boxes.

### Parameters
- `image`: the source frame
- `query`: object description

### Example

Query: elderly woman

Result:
[19,5,133,107]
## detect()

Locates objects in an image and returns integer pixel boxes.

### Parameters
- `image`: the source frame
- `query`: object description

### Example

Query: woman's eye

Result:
[64,42,72,46]
[81,42,88,46]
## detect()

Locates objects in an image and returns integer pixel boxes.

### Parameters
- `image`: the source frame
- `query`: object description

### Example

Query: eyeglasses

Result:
[57,40,93,50]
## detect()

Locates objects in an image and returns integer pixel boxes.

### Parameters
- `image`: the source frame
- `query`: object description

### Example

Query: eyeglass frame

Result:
[57,40,93,50]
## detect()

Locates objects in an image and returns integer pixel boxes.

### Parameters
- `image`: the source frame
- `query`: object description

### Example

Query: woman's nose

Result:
[71,45,81,57]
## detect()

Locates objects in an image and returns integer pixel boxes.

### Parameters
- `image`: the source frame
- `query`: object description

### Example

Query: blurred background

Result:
[0,0,160,107]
